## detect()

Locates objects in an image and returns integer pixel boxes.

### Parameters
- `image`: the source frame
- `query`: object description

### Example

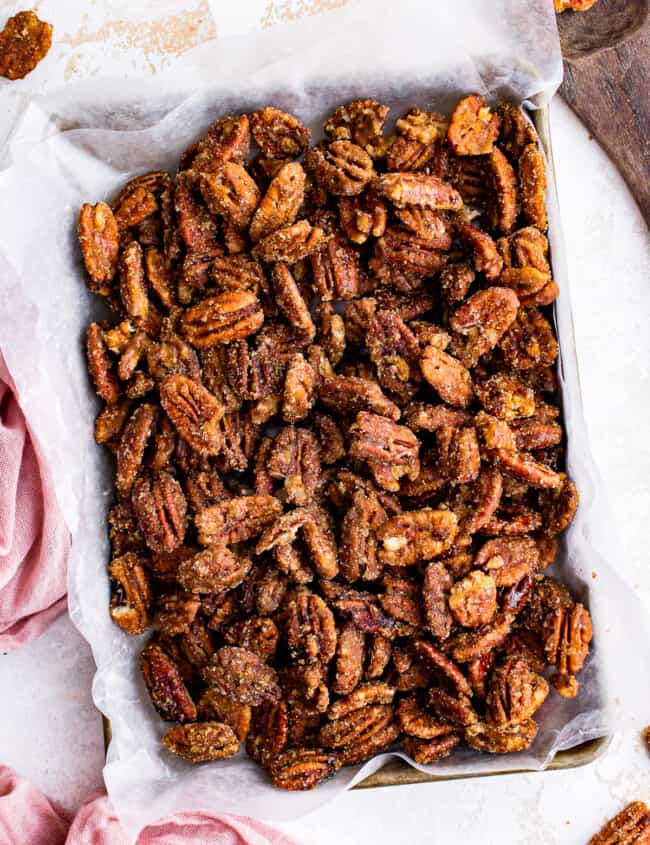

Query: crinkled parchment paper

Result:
[0,0,647,836]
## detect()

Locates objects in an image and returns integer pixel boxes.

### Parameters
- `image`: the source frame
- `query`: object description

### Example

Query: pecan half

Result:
[373,172,463,210]
[464,718,538,753]
[588,801,650,845]
[200,164,260,230]
[448,94,500,156]
[486,655,549,727]
[250,108,310,158]
[377,508,458,566]
[196,495,283,546]
[108,552,152,635]
[115,404,158,495]
[177,546,251,594]
[163,721,240,763]
[348,412,420,492]
[131,471,187,554]
[324,99,390,156]
[284,590,337,664]
[449,570,498,628]
[181,291,264,347]
[250,161,305,242]
[203,646,281,706]
[78,203,119,294]
[159,375,224,455]
[268,748,339,791]
[196,688,251,741]
[420,345,473,408]
[140,642,197,722]
[519,143,548,231]
[332,623,366,696]
[306,141,375,196]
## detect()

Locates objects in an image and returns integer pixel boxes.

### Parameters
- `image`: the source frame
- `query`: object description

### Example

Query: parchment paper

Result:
[0,0,648,838]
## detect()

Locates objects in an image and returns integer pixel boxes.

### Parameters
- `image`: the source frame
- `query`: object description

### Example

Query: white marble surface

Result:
[0,11,649,839]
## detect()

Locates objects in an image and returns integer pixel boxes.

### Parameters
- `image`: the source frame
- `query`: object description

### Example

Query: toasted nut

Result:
[159,375,224,455]
[268,748,339,791]
[163,721,240,762]
[373,173,463,210]
[203,646,281,706]
[140,642,197,722]
[448,94,500,156]
[0,11,52,80]
[78,203,119,294]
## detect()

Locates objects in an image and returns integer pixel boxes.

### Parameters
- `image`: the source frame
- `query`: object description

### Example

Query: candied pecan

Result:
[196,689,251,742]
[78,203,119,295]
[446,613,513,662]
[196,495,282,546]
[337,720,400,765]
[349,412,420,493]
[246,700,289,764]
[0,11,52,80]
[340,491,387,582]
[543,602,592,697]
[314,303,346,367]
[250,108,310,158]
[377,508,458,566]
[310,225,360,301]
[439,425,481,485]
[396,697,455,740]
[481,501,543,536]
[268,748,339,791]
[268,262,315,339]
[338,192,387,244]
[143,246,174,309]
[113,187,158,235]
[420,345,473,409]
[282,353,316,423]
[86,323,119,404]
[367,308,421,400]
[182,114,250,172]
[249,161,305,242]
[324,99,389,156]
[321,582,395,636]
[95,400,132,446]
[320,702,393,749]
[159,375,223,455]
[312,412,345,465]
[464,718,537,753]
[380,575,423,626]
[328,682,395,722]
[448,94,500,156]
[178,546,251,594]
[403,733,461,763]
[412,640,473,697]
[373,172,462,211]
[305,141,375,197]
[175,171,219,252]
[181,291,264,348]
[108,553,152,635]
[475,536,540,587]
[490,448,562,490]
[449,570,497,628]
[280,660,330,712]
[115,404,157,495]
[497,103,538,161]
[458,223,504,281]
[539,476,579,534]
[404,403,471,433]
[475,373,535,421]
[519,143,548,231]
[131,471,187,554]
[588,801,650,845]
[466,651,497,699]
[284,590,337,664]
[140,642,197,722]
[176,617,215,668]
[117,330,149,382]
[320,376,400,422]
[422,562,453,640]
[200,164,260,231]
[256,505,338,580]
[486,147,518,234]
[332,623,366,696]
[253,220,329,264]
[203,646,280,705]
[153,591,201,636]
[385,136,433,172]
[486,655,549,727]
[163,721,240,763]
[118,241,149,322]
[224,616,279,662]
[439,261,475,305]
[366,634,392,678]
[428,688,477,727]
[451,287,520,369]
[267,426,321,505]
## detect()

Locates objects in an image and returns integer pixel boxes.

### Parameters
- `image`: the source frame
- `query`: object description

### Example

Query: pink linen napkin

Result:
[0,353,69,650]
[0,767,300,845]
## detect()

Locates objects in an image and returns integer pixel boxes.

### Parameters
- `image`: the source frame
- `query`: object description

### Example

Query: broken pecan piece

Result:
[108,552,152,635]
[448,94,500,156]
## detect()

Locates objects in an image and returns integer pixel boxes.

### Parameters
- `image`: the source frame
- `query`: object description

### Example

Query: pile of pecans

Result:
[78,94,593,791]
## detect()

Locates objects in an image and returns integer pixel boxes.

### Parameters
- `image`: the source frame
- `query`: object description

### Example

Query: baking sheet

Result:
[0,0,648,837]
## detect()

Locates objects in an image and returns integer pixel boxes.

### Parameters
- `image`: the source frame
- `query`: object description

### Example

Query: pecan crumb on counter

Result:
[78,93,592,790]
[0,11,52,80]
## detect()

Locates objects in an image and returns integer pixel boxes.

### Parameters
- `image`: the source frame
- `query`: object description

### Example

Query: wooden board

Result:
[559,0,650,227]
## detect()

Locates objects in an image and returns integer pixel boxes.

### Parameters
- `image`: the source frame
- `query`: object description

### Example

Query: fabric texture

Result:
[0,353,69,650]
[0,767,300,845]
